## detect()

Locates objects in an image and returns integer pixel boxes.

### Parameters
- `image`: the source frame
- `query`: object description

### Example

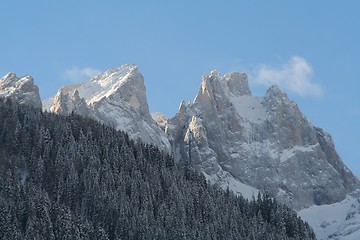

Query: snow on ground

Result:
[224,175,260,199]
[230,96,267,123]
[203,170,259,200]
[298,190,360,240]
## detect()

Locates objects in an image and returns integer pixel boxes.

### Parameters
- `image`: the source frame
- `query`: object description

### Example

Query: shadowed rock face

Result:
[0,72,42,109]
[164,71,360,210]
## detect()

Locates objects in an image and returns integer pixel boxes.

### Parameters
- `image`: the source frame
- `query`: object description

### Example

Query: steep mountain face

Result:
[0,72,42,109]
[163,71,360,210]
[44,64,171,152]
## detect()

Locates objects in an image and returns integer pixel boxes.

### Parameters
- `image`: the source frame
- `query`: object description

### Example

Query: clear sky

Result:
[1,1,359,176]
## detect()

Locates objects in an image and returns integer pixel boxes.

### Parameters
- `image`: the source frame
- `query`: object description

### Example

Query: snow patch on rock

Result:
[230,96,267,123]
[203,170,259,200]
[280,144,319,163]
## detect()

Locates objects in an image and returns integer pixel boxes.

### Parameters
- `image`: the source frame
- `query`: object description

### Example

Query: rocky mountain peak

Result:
[1,72,17,85]
[200,71,251,97]
[86,64,149,116]
[194,71,251,113]
[265,85,288,104]
[176,100,188,119]
[50,90,88,116]
[72,89,81,101]
[45,64,171,152]
[96,64,140,90]
[0,72,42,109]
[178,100,186,112]
[223,72,251,97]
[166,70,360,210]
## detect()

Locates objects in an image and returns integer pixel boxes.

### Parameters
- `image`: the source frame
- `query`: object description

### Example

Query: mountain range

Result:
[1,64,360,239]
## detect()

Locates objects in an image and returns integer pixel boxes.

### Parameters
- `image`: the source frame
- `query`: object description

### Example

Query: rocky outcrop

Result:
[0,72,42,109]
[44,64,171,152]
[162,70,360,210]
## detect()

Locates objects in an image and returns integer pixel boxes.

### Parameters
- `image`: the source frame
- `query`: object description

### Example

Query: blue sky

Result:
[1,1,359,176]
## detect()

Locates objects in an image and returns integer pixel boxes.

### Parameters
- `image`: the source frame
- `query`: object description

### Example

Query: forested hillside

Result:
[0,98,315,239]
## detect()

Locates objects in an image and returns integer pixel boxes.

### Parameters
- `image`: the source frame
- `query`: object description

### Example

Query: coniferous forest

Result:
[0,98,316,239]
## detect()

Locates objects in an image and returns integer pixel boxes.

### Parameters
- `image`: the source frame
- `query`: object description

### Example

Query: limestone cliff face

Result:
[44,64,171,152]
[163,71,359,210]
[0,73,42,109]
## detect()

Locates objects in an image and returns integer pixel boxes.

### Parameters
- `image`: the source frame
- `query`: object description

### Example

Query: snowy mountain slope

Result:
[0,72,42,109]
[299,190,360,240]
[162,70,360,210]
[44,64,171,152]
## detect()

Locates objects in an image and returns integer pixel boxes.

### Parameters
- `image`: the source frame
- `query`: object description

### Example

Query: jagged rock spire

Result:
[0,72,42,109]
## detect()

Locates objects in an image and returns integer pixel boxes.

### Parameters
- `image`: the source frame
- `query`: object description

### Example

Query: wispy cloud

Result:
[63,67,101,83]
[254,56,323,97]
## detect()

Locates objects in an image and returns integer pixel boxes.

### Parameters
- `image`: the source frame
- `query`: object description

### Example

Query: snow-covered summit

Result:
[52,64,147,112]
[0,72,42,109]
[45,64,171,152]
